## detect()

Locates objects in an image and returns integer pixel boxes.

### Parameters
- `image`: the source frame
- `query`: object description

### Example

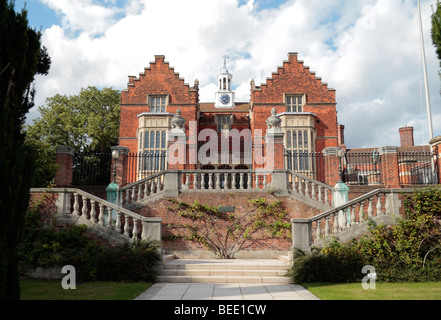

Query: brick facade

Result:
[135,192,321,253]
[117,53,341,173]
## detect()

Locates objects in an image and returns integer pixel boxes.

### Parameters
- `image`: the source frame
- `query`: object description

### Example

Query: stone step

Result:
[162,269,288,277]
[159,258,293,284]
[162,259,290,270]
[156,275,293,284]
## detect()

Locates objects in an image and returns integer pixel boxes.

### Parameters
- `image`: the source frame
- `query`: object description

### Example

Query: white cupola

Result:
[215,57,235,108]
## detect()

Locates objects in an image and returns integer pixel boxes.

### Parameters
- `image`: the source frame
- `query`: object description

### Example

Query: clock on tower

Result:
[215,56,235,108]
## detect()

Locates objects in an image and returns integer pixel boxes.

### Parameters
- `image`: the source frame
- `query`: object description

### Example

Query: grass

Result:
[303,282,441,300]
[19,279,152,300]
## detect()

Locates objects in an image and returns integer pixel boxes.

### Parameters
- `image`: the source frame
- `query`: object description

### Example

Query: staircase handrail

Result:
[29,187,162,242]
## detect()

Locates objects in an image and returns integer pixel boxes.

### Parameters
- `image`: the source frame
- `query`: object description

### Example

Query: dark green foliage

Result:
[19,196,161,282]
[25,86,121,153]
[291,189,441,283]
[0,0,51,299]
[289,246,366,284]
[432,1,441,64]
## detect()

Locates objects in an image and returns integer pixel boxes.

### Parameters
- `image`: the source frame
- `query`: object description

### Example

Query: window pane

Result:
[298,130,303,148]
[161,131,166,148]
[150,131,155,148]
[139,132,143,149]
[144,131,149,149]
[292,131,297,148]
[304,131,308,148]
[156,131,160,148]
[287,131,291,148]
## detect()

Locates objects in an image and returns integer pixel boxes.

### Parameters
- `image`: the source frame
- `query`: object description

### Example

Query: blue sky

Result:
[14,0,441,149]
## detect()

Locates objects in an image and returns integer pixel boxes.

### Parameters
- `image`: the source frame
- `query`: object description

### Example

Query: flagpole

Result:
[418,0,434,140]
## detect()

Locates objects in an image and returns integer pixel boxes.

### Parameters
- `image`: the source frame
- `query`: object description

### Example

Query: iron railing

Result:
[125,152,167,184]
[284,151,325,183]
[398,150,438,185]
[73,152,112,185]
[343,150,382,185]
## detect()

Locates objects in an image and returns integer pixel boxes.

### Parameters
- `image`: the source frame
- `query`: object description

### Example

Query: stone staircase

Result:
[157,255,293,284]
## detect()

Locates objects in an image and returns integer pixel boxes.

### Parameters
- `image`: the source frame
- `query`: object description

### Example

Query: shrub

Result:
[291,188,441,283]
[19,196,161,282]
[290,242,366,283]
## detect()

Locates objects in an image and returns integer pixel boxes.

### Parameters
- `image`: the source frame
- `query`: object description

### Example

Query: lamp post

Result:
[337,148,345,182]
[372,149,379,173]
[112,149,119,183]
[107,149,121,212]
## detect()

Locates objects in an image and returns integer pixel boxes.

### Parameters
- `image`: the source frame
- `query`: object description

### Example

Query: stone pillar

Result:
[168,108,187,170]
[54,146,75,187]
[430,135,441,184]
[264,108,285,171]
[168,131,187,170]
[322,147,343,187]
[379,146,400,188]
[291,218,312,252]
[163,170,180,197]
[111,146,129,187]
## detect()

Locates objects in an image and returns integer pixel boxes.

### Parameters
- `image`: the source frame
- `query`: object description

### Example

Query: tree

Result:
[432,0,441,64]
[0,0,51,299]
[26,86,120,153]
[166,198,291,259]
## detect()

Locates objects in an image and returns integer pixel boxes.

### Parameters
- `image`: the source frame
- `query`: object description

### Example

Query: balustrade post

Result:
[73,193,80,217]
[138,183,143,201]
[115,210,122,233]
[106,207,113,227]
[216,173,221,189]
[98,203,105,226]
[376,193,383,215]
[333,213,339,234]
[368,198,373,218]
[359,202,365,222]
[124,214,130,237]
[315,220,321,242]
[133,218,139,242]
[90,200,97,223]
[350,205,356,226]
[291,219,312,252]
[305,181,310,198]
[144,181,149,198]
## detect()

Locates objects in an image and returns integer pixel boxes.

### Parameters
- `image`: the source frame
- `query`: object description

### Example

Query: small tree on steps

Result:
[166,197,291,259]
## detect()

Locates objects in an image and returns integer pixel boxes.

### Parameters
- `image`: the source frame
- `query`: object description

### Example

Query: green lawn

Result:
[303,282,441,300]
[20,279,152,300]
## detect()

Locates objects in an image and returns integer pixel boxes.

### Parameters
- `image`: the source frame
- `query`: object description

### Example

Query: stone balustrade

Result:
[30,188,162,244]
[291,189,404,251]
[288,170,334,208]
[178,169,272,192]
[119,171,166,206]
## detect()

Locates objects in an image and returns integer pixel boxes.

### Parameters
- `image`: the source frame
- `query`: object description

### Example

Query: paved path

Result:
[134,283,320,300]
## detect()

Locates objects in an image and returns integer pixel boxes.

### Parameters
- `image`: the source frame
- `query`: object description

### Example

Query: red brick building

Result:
[119,53,342,176]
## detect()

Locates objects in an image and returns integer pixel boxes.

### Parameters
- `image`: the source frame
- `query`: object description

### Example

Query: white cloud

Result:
[29,0,441,150]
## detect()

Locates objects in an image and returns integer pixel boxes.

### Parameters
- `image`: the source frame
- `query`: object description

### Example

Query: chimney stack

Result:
[338,124,346,149]
[399,126,414,147]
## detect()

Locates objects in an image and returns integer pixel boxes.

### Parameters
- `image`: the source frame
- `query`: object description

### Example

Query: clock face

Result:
[220,94,230,105]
